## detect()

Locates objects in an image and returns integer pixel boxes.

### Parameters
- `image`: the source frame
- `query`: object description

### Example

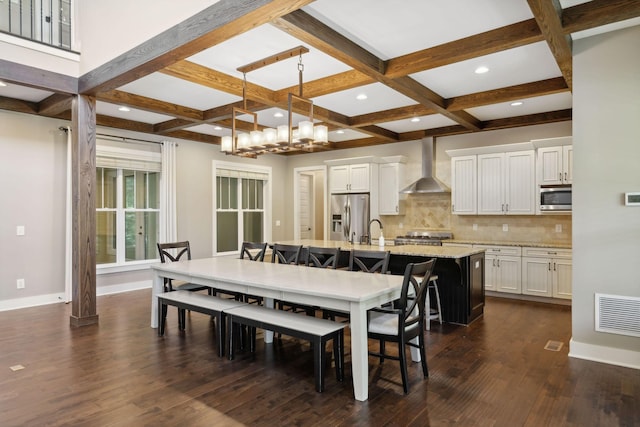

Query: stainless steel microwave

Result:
[540,185,572,212]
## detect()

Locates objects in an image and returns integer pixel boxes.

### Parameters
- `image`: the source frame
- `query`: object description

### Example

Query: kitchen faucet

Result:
[364,218,383,245]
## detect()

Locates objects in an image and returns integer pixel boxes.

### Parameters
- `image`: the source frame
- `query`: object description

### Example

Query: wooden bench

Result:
[225,304,346,392]
[157,290,247,357]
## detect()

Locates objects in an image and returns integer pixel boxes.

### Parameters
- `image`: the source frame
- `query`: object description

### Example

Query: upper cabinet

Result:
[477,150,536,215]
[378,157,406,215]
[451,155,477,215]
[328,163,371,193]
[533,137,573,185]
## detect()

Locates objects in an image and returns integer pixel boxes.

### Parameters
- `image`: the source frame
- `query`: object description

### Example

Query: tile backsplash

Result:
[380,193,571,245]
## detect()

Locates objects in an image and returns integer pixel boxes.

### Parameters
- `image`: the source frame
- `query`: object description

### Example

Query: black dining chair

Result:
[349,249,391,274]
[157,241,211,330]
[306,246,341,269]
[271,243,303,265]
[367,258,437,394]
[240,241,268,304]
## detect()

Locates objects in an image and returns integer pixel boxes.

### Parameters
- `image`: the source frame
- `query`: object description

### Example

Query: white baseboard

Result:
[0,293,66,312]
[97,280,152,296]
[569,338,640,370]
[0,281,152,312]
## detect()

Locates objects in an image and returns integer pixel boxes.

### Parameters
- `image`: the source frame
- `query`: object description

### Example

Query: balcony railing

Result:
[0,0,72,50]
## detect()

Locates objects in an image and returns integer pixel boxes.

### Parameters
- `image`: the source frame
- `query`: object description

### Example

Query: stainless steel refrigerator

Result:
[330,193,370,243]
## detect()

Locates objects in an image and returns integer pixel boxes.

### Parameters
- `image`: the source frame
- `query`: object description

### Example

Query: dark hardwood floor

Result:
[0,290,638,427]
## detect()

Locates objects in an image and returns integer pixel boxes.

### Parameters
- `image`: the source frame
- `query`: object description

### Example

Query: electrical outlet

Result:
[17,279,25,289]
[502,224,508,232]
[555,224,562,233]
[399,222,403,229]
[472,224,478,231]
[275,220,281,226]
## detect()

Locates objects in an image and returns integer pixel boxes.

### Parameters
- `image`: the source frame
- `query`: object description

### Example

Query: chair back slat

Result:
[399,259,437,330]
[348,249,390,274]
[240,241,267,262]
[271,244,303,265]
[306,246,340,269]
[157,241,191,263]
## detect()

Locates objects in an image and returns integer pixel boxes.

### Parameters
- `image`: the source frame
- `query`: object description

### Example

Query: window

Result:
[95,140,162,269]
[214,163,271,254]
[96,168,160,265]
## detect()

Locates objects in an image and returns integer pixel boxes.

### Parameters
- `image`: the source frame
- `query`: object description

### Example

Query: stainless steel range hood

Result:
[401,137,450,193]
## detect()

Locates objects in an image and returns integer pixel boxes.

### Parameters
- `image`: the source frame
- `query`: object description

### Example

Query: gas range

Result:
[394,230,453,246]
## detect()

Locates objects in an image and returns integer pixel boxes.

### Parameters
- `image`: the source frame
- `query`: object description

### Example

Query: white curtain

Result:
[64,127,72,303]
[160,141,178,243]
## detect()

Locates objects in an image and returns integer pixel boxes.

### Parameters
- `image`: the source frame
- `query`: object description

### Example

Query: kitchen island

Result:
[275,240,486,325]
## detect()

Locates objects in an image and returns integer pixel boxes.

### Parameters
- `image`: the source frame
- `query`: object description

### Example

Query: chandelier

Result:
[220,46,328,157]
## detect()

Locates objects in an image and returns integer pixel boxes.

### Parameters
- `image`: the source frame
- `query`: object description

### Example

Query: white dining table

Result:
[149,256,405,401]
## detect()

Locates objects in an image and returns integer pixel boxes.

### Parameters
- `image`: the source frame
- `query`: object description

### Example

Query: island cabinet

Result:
[521,247,572,299]
[477,150,536,215]
[474,245,522,293]
[329,163,371,193]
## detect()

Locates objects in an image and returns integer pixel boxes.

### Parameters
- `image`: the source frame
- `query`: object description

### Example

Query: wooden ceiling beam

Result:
[79,0,315,94]
[38,93,73,116]
[527,0,573,91]
[97,90,204,121]
[350,104,437,127]
[273,9,481,131]
[165,129,221,145]
[96,114,155,133]
[446,77,569,111]
[385,19,544,78]
[274,69,374,102]
[562,0,640,34]
[0,95,38,114]
[0,58,77,94]
[482,109,572,131]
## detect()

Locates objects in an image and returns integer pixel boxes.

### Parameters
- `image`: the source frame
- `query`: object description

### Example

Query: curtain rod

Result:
[58,127,163,145]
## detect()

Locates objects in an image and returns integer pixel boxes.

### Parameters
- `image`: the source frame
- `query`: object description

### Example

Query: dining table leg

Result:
[263,297,274,343]
[150,270,163,328]
[349,301,368,401]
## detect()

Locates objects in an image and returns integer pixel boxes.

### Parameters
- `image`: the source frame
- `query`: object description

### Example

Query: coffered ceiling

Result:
[1,0,639,153]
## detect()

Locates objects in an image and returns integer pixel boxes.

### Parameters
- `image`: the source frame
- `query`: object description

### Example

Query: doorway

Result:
[293,166,327,240]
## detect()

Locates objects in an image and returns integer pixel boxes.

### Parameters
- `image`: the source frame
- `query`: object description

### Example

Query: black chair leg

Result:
[399,342,409,394]
[227,317,235,361]
[334,331,344,382]
[419,333,429,378]
[159,302,166,336]
[215,313,225,358]
[379,340,385,363]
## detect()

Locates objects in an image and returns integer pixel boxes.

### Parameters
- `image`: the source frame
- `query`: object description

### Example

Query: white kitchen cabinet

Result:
[536,142,573,185]
[378,161,405,215]
[329,163,370,193]
[477,150,535,215]
[522,247,572,299]
[451,155,477,215]
[475,245,522,293]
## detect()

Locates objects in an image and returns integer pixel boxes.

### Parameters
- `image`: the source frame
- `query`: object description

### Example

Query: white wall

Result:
[0,111,68,306]
[77,0,220,74]
[570,25,640,367]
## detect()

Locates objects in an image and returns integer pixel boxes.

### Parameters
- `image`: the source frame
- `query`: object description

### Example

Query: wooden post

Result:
[70,95,99,327]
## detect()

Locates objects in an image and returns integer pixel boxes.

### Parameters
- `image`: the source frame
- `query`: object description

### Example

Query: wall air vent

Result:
[595,293,640,338]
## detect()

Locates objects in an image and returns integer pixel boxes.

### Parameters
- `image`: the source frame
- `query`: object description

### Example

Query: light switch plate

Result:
[16,225,25,236]
[472,224,478,231]
[555,224,562,233]
[502,224,508,232]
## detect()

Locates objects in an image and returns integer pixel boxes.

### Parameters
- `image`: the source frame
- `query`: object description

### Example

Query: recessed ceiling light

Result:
[214,126,222,130]
[274,111,284,118]
[0,81,6,87]
[356,93,368,101]
[118,106,131,112]
[474,66,490,74]
[410,117,420,123]
[336,130,345,134]
[510,101,524,106]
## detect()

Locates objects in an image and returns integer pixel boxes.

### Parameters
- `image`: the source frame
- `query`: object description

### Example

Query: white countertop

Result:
[274,239,485,259]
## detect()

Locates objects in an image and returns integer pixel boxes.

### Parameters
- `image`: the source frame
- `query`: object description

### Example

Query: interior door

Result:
[299,173,312,239]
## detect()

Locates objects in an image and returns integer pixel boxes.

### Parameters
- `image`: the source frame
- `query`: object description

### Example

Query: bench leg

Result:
[158,302,166,336]
[314,337,325,393]
[215,313,225,358]
[227,316,235,361]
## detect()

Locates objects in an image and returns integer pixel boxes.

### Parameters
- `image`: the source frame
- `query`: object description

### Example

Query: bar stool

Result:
[425,274,442,330]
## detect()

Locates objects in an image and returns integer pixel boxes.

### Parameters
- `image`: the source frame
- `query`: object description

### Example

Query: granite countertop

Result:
[446,239,572,250]
[275,239,485,259]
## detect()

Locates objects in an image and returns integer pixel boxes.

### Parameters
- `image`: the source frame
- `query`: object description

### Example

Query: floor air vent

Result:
[595,293,640,338]
[544,340,563,352]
